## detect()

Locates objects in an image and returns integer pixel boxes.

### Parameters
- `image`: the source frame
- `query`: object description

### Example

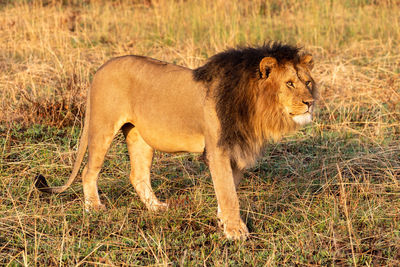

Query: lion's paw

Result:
[147,200,169,213]
[221,219,249,241]
[84,199,106,212]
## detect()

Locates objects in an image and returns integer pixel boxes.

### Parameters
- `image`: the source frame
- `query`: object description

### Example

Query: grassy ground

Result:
[1,0,399,265]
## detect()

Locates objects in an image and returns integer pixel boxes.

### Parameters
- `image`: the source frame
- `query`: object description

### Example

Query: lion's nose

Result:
[302,100,314,108]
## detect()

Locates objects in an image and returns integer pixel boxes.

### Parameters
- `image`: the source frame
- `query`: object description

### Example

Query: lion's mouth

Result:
[291,112,313,125]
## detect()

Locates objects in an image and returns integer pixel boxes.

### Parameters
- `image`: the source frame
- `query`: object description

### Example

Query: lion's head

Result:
[194,43,316,168]
[258,53,315,127]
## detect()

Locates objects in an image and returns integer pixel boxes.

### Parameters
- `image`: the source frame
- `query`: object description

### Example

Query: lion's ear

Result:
[259,57,277,79]
[300,54,314,70]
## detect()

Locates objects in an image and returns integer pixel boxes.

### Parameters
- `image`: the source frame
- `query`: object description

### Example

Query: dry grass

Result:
[0,0,399,265]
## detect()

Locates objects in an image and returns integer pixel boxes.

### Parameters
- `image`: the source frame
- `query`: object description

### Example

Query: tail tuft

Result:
[35,174,51,193]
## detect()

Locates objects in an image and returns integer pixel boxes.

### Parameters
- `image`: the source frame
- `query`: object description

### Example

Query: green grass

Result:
[1,120,399,265]
[1,0,400,265]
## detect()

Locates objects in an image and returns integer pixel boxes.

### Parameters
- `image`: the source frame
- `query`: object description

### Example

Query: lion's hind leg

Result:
[83,121,121,211]
[122,124,168,212]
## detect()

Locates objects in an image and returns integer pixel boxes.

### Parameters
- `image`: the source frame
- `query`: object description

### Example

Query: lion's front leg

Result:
[206,146,249,240]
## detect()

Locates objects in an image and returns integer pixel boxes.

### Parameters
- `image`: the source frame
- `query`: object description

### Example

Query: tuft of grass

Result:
[0,0,399,265]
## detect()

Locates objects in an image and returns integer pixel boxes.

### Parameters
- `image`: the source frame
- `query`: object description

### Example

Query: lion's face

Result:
[259,55,315,126]
[277,62,315,125]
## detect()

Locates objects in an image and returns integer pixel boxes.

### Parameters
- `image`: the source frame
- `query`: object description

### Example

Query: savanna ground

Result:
[0,0,399,265]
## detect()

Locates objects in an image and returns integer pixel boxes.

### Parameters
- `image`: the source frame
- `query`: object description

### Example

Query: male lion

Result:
[36,43,316,240]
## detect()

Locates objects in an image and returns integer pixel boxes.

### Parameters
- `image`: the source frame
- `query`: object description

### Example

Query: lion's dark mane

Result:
[193,43,301,168]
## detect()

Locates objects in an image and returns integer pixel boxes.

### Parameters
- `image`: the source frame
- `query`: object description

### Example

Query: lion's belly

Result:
[137,126,205,153]
[130,100,206,153]
[132,101,206,153]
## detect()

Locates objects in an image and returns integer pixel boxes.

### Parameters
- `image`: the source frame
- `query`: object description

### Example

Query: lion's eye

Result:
[286,81,294,88]
[305,81,312,87]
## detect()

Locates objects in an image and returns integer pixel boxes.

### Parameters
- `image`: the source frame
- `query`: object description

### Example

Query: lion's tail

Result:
[35,95,90,194]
